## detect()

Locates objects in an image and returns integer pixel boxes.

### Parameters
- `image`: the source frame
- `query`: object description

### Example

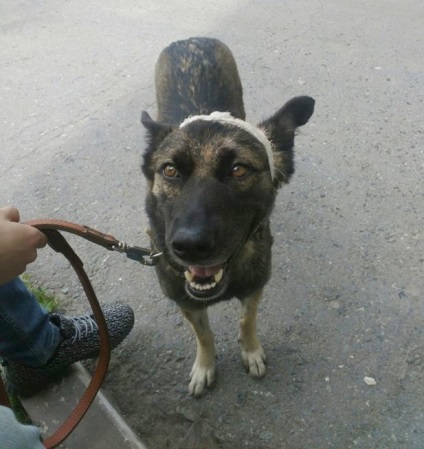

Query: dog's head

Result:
[141,96,314,301]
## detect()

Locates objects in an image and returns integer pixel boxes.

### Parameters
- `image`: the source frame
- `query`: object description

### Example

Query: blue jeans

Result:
[0,278,61,367]
[0,405,44,449]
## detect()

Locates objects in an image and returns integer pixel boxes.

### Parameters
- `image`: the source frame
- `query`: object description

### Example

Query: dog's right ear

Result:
[141,111,174,149]
[141,111,174,181]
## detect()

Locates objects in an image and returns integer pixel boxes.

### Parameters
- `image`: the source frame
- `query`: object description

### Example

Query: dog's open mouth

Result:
[184,264,226,299]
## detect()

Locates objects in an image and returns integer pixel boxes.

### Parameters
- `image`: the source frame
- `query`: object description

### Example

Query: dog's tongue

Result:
[189,265,222,278]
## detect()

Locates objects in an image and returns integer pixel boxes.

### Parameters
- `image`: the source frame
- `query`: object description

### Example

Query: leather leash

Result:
[0,219,160,448]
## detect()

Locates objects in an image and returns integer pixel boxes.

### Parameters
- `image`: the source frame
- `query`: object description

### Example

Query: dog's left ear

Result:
[259,96,315,187]
[141,111,174,149]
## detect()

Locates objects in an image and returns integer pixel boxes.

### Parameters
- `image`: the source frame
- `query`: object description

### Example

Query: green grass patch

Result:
[21,274,59,313]
[8,394,32,424]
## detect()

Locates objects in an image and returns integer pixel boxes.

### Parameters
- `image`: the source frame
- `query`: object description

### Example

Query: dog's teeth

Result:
[190,281,218,292]
[184,270,194,283]
[185,268,223,294]
[213,269,223,284]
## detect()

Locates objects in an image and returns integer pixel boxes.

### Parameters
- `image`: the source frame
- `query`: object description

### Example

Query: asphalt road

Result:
[1,1,423,448]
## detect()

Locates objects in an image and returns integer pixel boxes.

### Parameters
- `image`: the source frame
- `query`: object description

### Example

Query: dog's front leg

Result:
[238,289,267,377]
[181,307,216,397]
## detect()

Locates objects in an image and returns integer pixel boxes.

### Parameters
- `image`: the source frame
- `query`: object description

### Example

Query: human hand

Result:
[0,206,47,285]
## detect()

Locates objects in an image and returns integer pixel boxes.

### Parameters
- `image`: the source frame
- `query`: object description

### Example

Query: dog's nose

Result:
[171,228,215,261]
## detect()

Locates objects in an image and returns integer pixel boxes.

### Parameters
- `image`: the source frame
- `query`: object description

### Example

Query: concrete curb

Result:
[21,363,147,449]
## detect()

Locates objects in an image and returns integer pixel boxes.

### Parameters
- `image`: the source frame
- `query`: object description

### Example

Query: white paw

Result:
[241,345,267,378]
[189,359,216,397]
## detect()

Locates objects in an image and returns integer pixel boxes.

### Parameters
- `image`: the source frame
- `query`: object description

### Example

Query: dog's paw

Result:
[241,345,267,378]
[189,360,216,397]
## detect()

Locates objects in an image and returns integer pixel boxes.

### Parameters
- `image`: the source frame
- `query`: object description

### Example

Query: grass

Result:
[8,395,32,425]
[21,274,59,313]
[5,275,60,423]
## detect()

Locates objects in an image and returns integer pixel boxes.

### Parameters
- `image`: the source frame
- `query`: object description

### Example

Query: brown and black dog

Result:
[141,37,314,396]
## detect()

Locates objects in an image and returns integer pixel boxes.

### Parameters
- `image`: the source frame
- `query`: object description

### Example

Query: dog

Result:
[141,37,314,396]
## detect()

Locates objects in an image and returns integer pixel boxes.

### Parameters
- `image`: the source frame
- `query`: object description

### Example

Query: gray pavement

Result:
[21,363,147,449]
[1,1,423,448]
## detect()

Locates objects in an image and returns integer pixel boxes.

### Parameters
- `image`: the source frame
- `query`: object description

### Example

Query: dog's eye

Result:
[231,164,249,179]
[163,164,180,179]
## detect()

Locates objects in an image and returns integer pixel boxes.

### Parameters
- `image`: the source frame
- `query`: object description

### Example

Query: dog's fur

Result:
[141,37,315,396]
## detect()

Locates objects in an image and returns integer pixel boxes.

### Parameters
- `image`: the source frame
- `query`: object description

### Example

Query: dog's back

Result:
[155,37,245,124]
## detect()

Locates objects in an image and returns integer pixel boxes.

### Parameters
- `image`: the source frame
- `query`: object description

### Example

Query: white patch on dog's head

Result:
[179,111,275,180]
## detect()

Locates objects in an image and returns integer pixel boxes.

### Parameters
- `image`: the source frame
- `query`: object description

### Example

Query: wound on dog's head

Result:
[179,111,275,180]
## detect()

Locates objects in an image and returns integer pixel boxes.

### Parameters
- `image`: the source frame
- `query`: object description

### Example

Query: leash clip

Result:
[112,242,162,266]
